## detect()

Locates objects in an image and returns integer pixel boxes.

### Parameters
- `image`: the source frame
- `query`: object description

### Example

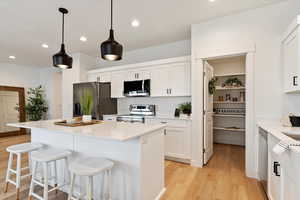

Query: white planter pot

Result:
[82,115,92,122]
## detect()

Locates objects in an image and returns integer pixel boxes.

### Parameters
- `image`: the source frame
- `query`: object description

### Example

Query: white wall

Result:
[62,53,97,119]
[39,68,62,119]
[191,0,300,177]
[118,97,191,117]
[0,63,40,89]
[94,40,191,69]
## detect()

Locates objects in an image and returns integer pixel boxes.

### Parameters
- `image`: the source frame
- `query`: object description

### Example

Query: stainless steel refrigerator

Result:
[73,82,117,120]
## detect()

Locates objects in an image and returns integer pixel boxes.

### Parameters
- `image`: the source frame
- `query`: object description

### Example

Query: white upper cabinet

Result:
[88,72,111,83]
[87,56,191,98]
[150,67,170,96]
[282,15,300,93]
[150,63,191,97]
[126,70,150,81]
[111,71,126,98]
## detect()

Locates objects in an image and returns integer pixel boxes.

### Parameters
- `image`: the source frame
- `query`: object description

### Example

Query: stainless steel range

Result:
[117,104,155,123]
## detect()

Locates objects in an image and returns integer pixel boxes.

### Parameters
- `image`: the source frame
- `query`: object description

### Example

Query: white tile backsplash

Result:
[118,97,191,117]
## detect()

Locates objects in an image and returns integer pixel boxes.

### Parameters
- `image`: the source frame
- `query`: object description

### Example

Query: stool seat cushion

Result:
[69,157,114,176]
[31,148,72,162]
[7,143,43,153]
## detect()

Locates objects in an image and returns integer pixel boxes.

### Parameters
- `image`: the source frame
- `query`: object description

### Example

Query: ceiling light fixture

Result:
[209,0,216,2]
[9,56,16,59]
[42,43,49,48]
[80,36,87,42]
[101,0,123,61]
[131,19,140,27]
[53,8,73,69]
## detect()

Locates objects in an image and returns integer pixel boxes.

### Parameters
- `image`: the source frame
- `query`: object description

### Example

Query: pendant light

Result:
[53,8,73,69]
[101,0,123,61]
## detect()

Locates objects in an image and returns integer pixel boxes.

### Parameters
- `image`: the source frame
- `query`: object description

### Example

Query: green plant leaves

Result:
[25,85,48,121]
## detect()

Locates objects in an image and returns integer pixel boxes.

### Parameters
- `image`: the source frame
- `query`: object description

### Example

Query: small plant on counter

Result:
[178,102,192,115]
[80,89,93,121]
[25,85,48,121]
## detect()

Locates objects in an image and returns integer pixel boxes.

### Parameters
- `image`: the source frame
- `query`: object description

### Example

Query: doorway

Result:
[203,54,251,166]
[0,86,26,137]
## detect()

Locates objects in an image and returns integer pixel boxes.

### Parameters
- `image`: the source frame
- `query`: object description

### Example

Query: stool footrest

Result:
[31,192,44,200]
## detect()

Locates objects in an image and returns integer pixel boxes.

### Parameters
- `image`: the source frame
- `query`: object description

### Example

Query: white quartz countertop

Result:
[257,120,300,152]
[7,120,166,141]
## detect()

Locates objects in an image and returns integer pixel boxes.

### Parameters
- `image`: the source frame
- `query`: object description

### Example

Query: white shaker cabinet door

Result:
[150,67,169,97]
[111,71,125,98]
[168,63,191,96]
[126,70,150,81]
[165,127,187,159]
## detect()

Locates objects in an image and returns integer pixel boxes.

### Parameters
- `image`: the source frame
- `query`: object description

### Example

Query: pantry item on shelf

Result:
[224,77,243,88]
[218,96,224,101]
[232,97,238,102]
[240,91,245,102]
[225,94,231,101]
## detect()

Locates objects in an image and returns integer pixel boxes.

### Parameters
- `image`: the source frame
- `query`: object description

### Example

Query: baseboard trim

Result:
[155,187,166,200]
[191,159,203,168]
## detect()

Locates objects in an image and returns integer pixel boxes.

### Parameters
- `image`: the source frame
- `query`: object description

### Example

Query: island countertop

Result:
[7,120,166,141]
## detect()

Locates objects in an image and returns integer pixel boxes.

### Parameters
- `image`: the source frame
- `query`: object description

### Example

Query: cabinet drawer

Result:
[146,118,189,128]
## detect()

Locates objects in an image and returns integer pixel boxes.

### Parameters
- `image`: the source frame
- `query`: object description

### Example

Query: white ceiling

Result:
[0,0,284,67]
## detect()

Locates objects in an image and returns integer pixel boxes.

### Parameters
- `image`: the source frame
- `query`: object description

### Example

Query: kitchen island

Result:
[8,120,166,200]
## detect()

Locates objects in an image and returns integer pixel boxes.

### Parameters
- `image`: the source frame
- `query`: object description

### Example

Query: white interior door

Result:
[203,61,214,164]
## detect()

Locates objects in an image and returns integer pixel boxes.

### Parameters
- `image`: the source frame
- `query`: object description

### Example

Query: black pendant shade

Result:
[101,29,123,61]
[53,8,73,69]
[101,0,123,61]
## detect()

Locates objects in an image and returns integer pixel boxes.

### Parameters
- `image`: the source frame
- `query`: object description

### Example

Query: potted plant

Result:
[80,89,93,122]
[178,102,192,118]
[25,85,48,121]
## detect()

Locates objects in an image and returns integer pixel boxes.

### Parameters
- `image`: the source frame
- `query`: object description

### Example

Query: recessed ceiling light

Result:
[209,0,215,2]
[131,19,140,27]
[42,43,49,48]
[9,56,16,59]
[80,36,87,42]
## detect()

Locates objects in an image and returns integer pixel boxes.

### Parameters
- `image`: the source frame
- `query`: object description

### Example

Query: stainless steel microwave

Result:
[123,79,150,97]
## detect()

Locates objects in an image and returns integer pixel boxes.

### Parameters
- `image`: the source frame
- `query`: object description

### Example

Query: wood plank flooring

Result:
[0,135,267,200]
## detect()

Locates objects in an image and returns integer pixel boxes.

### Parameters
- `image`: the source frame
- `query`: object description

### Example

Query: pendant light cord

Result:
[111,0,113,30]
[62,13,65,44]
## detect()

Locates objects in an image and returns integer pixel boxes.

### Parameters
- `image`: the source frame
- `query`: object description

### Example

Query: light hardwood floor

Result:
[0,135,267,200]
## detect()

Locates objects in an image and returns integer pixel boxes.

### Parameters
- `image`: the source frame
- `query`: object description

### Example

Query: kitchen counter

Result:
[257,120,300,152]
[7,120,166,200]
[8,120,166,141]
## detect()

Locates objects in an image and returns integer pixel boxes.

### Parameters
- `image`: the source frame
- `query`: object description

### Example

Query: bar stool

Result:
[28,147,72,200]
[4,143,43,200]
[68,156,114,200]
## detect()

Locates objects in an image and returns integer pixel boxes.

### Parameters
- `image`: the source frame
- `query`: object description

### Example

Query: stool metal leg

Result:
[4,152,13,193]
[28,161,38,200]
[68,173,76,200]
[16,153,22,200]
[43,162,49,200]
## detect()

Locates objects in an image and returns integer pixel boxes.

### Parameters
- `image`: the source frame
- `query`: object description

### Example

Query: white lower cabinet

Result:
[267,133,300,200]
[165,126,190,159]
[146,118,191,160]
[268,134,282,200]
